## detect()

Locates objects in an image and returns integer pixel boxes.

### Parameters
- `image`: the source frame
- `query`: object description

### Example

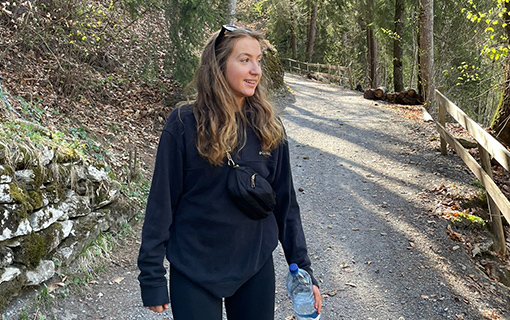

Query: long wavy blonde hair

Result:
[191,27,285,166]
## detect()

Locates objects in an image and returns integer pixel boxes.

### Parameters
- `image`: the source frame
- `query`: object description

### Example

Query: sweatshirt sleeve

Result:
[137,124,185,307]
[272,139,319,288]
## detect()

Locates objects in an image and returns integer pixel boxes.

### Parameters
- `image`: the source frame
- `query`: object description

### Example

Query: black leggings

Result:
[169,257,275,320]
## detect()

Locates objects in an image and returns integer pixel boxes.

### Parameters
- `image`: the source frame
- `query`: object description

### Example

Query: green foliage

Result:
[17,309,29,320]
[463,0,510,61]
[452,211,486,227]
[163,0,226,85]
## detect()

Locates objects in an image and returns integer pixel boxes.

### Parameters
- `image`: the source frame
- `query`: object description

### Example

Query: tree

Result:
[164,0,225,85]
[227,0,237,24]
[306,1,318,62]
[490,0,510,145]
[461,0,510,145]
[418,0,434,106]
[393,0,404,91]
[366,0,379,88]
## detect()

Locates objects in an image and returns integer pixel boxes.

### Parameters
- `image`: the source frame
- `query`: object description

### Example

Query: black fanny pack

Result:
[226,151,276,219]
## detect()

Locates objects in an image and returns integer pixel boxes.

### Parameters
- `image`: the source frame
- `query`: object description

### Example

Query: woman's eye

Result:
[241,58,249,62]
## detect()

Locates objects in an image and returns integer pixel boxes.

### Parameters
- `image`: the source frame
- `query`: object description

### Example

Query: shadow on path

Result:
[272,73,510,320]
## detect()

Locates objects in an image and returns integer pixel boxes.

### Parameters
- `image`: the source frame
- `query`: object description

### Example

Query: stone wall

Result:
[0,140,135,309]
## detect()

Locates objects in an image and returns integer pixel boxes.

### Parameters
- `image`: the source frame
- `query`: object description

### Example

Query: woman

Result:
[137,25,321,320]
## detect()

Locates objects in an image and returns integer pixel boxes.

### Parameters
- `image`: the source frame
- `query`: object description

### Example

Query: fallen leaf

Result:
[323,290,337,297]
[111,277,125,284]
[345,282,357,287]
[47,284,58,293]
[472,246,481,257]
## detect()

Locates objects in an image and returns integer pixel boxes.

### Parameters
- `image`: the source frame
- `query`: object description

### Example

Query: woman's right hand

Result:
[148,304,169,313]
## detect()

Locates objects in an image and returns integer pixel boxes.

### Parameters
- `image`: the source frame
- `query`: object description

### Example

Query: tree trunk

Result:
[290,0,298,59]
[366,0,378,88]
[418,0,434,107]
[227,0,237,25]
[393,0,405,92]
[306,2,318,62]
[491,0,510,146]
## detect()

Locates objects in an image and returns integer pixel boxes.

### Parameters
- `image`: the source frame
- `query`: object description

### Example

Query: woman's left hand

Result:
[312,285,322,314]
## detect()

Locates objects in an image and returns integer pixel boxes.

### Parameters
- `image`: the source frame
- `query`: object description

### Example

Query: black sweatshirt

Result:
[137,105,317,307]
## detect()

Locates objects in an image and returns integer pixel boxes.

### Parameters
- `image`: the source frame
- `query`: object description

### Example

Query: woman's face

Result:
[224,37,262,106]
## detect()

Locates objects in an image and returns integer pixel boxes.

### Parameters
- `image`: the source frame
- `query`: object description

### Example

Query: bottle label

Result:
[297,311,320,319]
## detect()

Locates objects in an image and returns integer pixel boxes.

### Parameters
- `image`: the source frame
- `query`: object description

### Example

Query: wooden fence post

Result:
[347,65,353,90]
[478,145,507,254]
[438,87,447,155]
[337,65,341,86]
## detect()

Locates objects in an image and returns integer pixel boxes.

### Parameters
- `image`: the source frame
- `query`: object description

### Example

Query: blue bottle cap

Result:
[289,263,299,274]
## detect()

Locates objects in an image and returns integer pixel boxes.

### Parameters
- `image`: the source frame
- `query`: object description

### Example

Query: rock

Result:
[0,267,21,284]
[94,183,120,209]
[56,244,76,260]
[70,165,87,182]
[262,43,285,93]
[29,205,66,232]
[58,220,74,239]
[26,260,55,286]
[40,146,54,166]
[0,184,13,203]
[0,205,33,241]
[14,170,35,190]
[0,247,14,268]
[59,190,91,219]
[456,137,478,149]
[0,165,13,184]
[87,165,108,182]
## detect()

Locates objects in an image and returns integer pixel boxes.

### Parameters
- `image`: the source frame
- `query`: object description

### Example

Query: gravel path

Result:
[4,73,510,320]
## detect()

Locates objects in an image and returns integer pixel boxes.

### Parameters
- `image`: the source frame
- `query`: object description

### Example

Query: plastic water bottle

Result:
[286,263,320,320]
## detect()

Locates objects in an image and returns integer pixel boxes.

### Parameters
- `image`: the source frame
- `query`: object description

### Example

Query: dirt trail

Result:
[3,73,510,320]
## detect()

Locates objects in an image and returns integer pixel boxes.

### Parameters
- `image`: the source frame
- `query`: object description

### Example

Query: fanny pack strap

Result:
[226,149,239,168]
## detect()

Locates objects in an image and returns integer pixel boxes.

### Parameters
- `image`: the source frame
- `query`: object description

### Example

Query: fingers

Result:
[148,304,169,313]
[312,285,322,314]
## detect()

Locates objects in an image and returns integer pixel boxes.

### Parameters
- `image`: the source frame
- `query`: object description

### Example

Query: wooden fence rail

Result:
[435,89,510,254]
[282,58,354,90]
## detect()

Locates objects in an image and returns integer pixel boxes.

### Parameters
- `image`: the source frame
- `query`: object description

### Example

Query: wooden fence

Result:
[282,58,354,90]
[435,89,510,254]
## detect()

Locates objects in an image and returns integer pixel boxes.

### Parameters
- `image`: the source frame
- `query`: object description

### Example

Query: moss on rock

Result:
[262,44,285,93]
[44,182,66,204]
[54,146,81,163]
[28,190,44,211]
[0,143,6,164]
[16,232,47,269]
[0,164,14,179]
[8,182,32,218]
[15,232,48,269]
[0,273,26,311]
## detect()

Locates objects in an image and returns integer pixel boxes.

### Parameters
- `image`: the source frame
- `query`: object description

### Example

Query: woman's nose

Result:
[250,62,261,75]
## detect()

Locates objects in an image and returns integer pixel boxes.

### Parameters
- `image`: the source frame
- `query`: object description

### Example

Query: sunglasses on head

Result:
[214,25,253,51]
[215,25,237,50]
